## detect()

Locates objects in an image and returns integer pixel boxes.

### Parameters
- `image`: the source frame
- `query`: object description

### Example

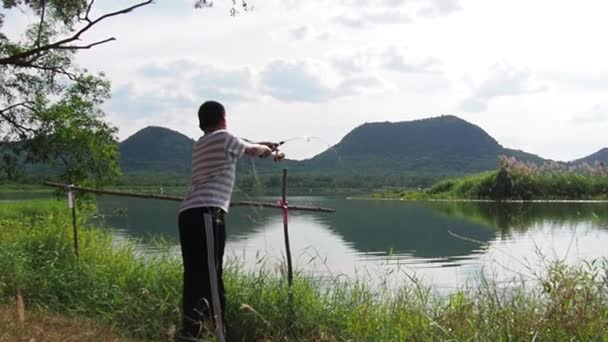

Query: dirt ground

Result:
[0,304,135,342]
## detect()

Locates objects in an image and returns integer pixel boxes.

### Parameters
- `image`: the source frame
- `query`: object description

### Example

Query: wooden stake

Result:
[72,203,79,258]
[68,186,79,258]
[281,169,296,331]
[281,169,293,287]
[16,289,25,327]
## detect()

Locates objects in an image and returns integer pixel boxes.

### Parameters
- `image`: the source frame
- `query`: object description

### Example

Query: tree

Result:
[194,0,252,16]
[0,0,153,185]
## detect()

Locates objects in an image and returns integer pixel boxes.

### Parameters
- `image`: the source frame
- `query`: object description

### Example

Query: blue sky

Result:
[6,0,608,160]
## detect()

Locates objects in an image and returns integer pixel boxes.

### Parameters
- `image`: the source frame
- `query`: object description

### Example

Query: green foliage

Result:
[379,157,608,201]
[2,1,89,26]
[0,200,182,338]
[2,200,608,340]
[0,0,151,185]
[31,75,120,185]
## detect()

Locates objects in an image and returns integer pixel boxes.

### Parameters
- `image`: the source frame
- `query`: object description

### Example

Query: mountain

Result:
[115,116,549,187]
[119,126,194,173]
[303,115,544,176]
[575,148,608,165]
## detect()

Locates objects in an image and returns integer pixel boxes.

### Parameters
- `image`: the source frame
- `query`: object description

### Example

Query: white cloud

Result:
[418,0,462,17]
[259,59,383,102]
[285,25,330,41]
[259,60,334,102]
[331,51,372,74]
[572,104,608,125]
[540,71,608,92]
[459,63,547,113]
[329,0,461,28]
[332,9,411,29]
[331,46,442,75]
[108,60,255,120]
[380,46,441,73]
[315,32,331,40]
[287,25,309,40]
[108,83,196,119]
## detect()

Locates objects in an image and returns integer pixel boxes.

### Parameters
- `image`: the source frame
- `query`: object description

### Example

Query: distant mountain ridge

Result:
[574,148,608,165]
[119,126,194,173]
[306,115,544,175]
[115,116,604,186]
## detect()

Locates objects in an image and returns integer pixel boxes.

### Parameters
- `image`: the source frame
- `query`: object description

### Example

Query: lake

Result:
[92,194,608,292]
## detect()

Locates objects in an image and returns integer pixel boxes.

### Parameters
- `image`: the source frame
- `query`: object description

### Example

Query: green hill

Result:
[575,148,608,165]
[303,115,545,178]
[114,116,550,188]
[119,126,194,173]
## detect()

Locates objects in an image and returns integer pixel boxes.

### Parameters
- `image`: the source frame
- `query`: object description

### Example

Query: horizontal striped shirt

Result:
[180,130,251,213]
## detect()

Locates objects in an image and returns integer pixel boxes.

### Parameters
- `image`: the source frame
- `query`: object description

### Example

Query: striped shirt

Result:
[179,129,251,213]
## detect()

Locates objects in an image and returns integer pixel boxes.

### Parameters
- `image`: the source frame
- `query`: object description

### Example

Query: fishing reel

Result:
[272,140,287,162]
[273,150,286,162]
[257,141,285,162]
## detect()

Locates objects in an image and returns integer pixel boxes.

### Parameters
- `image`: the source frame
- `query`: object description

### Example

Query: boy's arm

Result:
[256,142,280,151]
[245,144,272,158]
[241,138,279,152]
[227,134,272,160]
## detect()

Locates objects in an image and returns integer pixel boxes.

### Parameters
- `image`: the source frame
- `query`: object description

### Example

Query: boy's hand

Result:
[257,142,279,152]
[244,144,273,158]
[258,145,273,158]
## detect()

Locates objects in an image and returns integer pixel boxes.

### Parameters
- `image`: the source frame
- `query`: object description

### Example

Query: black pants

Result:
[178,207,227,341]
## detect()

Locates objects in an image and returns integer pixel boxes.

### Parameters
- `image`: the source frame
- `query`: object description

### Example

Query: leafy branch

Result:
[0,0,154,67]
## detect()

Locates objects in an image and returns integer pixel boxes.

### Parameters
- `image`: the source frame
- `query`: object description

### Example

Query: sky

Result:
[5,0,608,161]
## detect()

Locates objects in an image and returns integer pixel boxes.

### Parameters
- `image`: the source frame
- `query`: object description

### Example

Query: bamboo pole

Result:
[281,169,294,287]
[71,198,79,258]
[280,169,296,331]
[66,185,79,258]
[43,181,336,213]
[16,289,25,327]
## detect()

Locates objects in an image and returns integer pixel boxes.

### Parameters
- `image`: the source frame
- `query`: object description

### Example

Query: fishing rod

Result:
[242,138,286,162]
[243,136,322,162]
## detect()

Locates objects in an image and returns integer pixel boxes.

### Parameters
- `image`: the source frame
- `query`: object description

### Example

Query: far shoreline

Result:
[348,196,608,204]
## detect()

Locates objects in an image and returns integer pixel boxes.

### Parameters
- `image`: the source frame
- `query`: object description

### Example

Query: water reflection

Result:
[90,196,608,291]
[429,201,608,234]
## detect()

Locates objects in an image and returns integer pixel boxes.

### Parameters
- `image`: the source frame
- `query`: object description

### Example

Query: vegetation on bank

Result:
[374,156,608,201]
[0,183,52,195]
[2,200,608,341]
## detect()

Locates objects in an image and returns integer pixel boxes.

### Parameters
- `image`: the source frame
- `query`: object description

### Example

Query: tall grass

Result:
[1,200,608,341]
[376,156,608,200]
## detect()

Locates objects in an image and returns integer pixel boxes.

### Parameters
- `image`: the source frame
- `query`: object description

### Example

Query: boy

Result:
[178,101,273,341]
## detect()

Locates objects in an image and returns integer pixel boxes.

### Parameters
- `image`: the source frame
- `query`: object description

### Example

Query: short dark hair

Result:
[198,101,225,130]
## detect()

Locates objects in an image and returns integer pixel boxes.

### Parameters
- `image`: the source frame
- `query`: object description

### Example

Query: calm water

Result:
[92,195,608,292]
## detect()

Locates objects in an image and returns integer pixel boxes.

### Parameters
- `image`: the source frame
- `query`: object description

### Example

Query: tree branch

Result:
[36,0,47,49]
[0,102,35,115]
[28,64,78,80]
[55,37,116,51]
[83,0,95,23]
[0,102,38,136]
[54,149,71,171]
[0,0,154,67]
